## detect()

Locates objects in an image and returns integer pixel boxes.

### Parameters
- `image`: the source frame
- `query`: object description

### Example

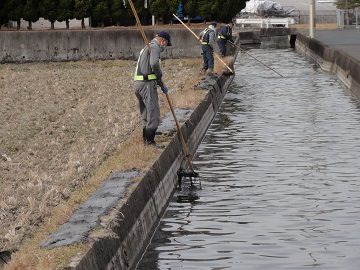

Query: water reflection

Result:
[136,49,360,269]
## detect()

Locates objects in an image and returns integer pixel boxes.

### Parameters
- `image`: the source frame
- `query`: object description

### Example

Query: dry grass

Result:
[0,57,208,269]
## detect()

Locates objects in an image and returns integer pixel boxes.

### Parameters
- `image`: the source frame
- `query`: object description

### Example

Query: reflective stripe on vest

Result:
[201,28,213,44]
[218,25,231,39]
[134,74,158,81]
[134,47,158,81]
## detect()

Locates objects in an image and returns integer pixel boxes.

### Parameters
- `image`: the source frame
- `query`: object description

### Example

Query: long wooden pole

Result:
[229,41,283,77]
[172,13,234,74]
[128,0,195,172]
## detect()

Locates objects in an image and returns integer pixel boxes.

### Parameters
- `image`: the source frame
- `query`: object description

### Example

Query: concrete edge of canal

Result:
[63,42,240,270]
[296,33,360,100]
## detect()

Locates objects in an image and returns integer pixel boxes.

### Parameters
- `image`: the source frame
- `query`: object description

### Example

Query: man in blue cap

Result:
[199,21,217,75]
[217,21,235,57]
[133,30,172,147]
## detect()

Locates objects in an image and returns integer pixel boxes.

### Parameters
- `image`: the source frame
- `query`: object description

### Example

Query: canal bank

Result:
[295,29,360,100]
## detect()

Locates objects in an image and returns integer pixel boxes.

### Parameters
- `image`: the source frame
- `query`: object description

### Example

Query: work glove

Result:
[157,73,163,79]
[161,86,168,94]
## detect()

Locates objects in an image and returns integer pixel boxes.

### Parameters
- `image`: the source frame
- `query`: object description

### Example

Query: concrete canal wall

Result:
[238,28,297,48]
[0,27,296,63]
[0,28,205,62]
[296,33,360,100]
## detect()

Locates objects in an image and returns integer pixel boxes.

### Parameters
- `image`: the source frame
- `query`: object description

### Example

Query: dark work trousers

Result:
[202,45,214,70]
[217,38,227,56]
[134,80,160,130]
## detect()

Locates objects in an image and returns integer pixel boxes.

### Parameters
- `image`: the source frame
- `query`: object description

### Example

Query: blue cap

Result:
[157,31,172,46]
[210,21,217,27]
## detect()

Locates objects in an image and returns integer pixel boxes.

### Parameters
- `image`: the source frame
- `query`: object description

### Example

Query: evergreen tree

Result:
[0,0,11,29]
[220,0,247,22]
[182,0,248,24]
[148,0,167,24]
[8,0,26,30]
[202,0,247,23]
[74,0,92,28]
[165,0,179,23]
[23,0,40,30]
[353,0,360,8]
[58,0,75,29]
[182,0,198,24]
[335,0,360,9]
[126,0,146,24]
[92,0,110,27]
[110,0,127,25]
[39,0,59,29]
[148,0,177,24]
[198,0,218,22]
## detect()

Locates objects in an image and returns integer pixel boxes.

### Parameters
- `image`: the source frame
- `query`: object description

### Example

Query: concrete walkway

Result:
[300,28,360,62]
[296,27,360,101]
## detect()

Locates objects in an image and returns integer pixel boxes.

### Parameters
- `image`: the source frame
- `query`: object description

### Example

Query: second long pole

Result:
[172,13,234,74]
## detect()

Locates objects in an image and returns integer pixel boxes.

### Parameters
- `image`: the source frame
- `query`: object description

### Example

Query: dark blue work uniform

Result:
[217,23,234,57]
[200,26,216,71]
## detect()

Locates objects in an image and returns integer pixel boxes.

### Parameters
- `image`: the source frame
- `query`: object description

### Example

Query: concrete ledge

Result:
[296,33,360,100]
[239,30,261,44]
[259,28,297,37]
[238,28,297,48]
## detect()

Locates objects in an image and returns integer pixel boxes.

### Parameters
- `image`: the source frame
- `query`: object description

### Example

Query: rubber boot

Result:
[145,129,164,148]
[142,127,146,144]
[206,68,214,75]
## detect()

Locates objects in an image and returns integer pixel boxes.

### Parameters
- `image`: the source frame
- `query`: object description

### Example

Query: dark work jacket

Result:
[218,24,234,43]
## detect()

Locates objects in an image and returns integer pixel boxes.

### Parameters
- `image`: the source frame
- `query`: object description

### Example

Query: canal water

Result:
[136,48,360,269]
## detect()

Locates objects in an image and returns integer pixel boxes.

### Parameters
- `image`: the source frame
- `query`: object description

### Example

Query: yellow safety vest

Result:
[134,47,158,81]
[201,28,213,45]
[217,25,231,39]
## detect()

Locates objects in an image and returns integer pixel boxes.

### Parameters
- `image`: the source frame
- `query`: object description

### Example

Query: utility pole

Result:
[309,0,316,38]
[345,0,349,27]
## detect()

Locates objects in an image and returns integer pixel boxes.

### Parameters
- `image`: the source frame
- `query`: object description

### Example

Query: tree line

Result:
[0,0,249,30]
[335,0,360,9]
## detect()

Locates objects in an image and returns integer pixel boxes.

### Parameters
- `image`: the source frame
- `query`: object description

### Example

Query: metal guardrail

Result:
[236,17,295,28]
[337,8,359,28]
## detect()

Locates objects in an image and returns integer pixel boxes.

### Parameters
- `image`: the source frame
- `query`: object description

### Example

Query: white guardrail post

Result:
[235,18,294,28]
